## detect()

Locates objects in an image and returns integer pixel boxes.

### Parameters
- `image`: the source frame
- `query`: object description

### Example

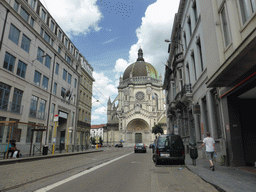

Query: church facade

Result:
[105,49,166,146]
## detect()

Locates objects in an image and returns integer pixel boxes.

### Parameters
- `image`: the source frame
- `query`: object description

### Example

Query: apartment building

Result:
[164,0,256,166]
[0,0,82,151]
[76,56,94,149]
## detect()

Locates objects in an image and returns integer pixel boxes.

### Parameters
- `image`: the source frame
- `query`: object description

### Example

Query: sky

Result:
[41,0,180,125]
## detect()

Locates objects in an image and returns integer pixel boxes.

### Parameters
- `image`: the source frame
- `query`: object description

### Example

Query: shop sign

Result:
[193,104,201,114]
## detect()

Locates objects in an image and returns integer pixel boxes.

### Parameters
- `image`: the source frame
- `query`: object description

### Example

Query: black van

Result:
[152,134,185,165]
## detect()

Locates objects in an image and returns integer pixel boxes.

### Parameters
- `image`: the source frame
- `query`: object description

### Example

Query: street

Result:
[0,147,218,192]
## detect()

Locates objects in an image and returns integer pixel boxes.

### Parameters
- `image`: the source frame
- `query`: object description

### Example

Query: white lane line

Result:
[35,152,133,192]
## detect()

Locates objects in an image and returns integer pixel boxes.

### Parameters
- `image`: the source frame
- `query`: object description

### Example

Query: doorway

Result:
[135,133,142,143]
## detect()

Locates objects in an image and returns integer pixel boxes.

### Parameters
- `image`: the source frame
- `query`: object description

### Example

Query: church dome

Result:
[123,48,159,80]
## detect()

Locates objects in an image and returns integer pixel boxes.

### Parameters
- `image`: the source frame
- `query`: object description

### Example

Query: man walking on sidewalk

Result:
[199,132,217,171]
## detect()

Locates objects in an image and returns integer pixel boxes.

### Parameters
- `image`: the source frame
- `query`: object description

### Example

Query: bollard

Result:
[96,144,98,149]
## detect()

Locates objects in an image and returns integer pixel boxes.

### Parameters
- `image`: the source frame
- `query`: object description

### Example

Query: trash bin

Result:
[42,145,48,155]
[189,142,198,165]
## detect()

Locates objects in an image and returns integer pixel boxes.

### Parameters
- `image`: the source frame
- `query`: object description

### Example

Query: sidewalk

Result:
[185,154,256,192]
[0,148,103,165]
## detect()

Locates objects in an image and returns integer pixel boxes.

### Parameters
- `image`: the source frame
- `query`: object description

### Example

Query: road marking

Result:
[35,152,133,192]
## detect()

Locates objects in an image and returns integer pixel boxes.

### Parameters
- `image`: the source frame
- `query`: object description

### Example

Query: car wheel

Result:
[155,159,161,165]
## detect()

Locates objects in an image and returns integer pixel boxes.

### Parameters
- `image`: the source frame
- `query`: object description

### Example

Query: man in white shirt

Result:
[199,132,217,171]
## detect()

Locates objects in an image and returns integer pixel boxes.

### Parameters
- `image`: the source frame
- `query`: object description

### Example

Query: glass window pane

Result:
[14,1,19,12]
[37,47,44,63]
[53,82,57,95]
[11,88,23,113]
[9,24,20,45]
[55,63,59,74]
[45,55,51,68]
[29,96,38,118]
[3,52,16,72]
[42,76,49,90]
[20,7,29,22]
[34,71,41,86]
[21,34,31,53]
[16,60,27,78]
[44,32,50,43]
[221,7,231,47]
[63,69,67,80]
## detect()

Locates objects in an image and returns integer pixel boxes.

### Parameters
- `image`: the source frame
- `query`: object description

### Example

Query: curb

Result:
[0,150,104,165]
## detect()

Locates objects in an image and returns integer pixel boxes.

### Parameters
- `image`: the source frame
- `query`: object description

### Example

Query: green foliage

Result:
[99,136,103,145]
[152,124,163,136]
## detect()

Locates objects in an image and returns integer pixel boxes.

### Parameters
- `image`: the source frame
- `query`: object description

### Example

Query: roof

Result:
[91,124,106,129]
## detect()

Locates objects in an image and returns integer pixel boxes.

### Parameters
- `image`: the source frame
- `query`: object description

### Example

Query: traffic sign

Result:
[54,114,59,122]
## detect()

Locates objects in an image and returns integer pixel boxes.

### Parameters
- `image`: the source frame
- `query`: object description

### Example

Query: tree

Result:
[152,124,163,139]
[91,137,96,145]
[99,136,103,146]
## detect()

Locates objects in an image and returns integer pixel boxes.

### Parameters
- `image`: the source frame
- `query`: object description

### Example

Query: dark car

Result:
[134,143,147,153]
[118,143,123,148]
[153,134,185,165]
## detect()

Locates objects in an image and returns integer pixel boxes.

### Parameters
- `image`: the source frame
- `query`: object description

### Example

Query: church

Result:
[104,48,166,146]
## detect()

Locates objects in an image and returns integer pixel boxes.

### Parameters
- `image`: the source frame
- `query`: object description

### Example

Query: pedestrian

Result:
[199,132,217,171]
[5,140,13,159]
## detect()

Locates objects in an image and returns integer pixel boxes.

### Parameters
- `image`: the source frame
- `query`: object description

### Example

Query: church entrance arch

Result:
[127,118,149,144]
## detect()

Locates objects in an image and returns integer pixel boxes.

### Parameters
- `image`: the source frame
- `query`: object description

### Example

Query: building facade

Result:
[76,56,94,149]
[0,0,84,152]
[106,48,166,146]
[164,0,256,166]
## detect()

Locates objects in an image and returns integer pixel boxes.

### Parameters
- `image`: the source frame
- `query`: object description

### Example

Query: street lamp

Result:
[32,54,47,65]
[165,39,184,50]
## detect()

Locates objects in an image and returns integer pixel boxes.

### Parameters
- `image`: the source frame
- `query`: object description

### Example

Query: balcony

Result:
[180,84,193,103]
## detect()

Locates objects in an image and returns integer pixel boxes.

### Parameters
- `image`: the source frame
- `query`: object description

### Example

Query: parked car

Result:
[118,143,123,148]
[134,143,147,153]
[153,134,185,165]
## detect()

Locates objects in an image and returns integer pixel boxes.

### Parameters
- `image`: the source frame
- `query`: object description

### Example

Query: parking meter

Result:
[189,142,198,165]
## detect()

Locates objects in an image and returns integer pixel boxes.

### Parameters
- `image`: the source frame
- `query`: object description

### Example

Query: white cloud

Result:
[102,37,119,45]
[41,0,102,37]
[114,59,130,73]
[128,0,180,76]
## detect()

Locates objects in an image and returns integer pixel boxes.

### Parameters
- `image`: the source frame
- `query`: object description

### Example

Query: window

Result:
[50,103,55,121]
[0,116,7,143]
[192,0,198,23]
[239,0,256,24]
[64,38,68,47]
[48,126,53,143]
[21,34,31,53]
[0,82,11,111]
[14,1,20,12]
[42,76,49,90]
[38,99,46,119]
[50,20,55,31]
[58,46,61,54]
[187,16,192,38]
[16,60,27,78]
[30,0,36,10]
[183,32,187,50]
[11,88,23,114]
[40,9,46,22]
[186,63,191,84]
[45,54,51,68]
[196,37,204,71]
[30,17,34,27]
[29,95,38,118]
[75,51,78,59]
[44,32,50,43]
[34,71,41,86]
[53,82,57,95]
[65,54,71,64]
[14,1,19,12]
[37,47,44,63]
[74,78,77,88]
[20,7,29,22]
[9,24,20,45]
[70,45,74,54]
[71,112,75,126]
[40,28,44,36]
[220,6,231,47]
[61,87,66,98]
[55,63,59,74]
[68,73,72,84]
[51,39,54,46]
[63,69,67,81]
[58,30,62,40]
[26,122,35,143]
[3,52,16,72]
[36,128,43,143]
[191,51,197,81]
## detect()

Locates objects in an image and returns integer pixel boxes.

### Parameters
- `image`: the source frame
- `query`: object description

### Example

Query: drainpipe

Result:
[0,9,9,51]
[45,54,56,145]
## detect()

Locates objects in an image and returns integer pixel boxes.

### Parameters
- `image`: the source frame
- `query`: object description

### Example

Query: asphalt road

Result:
[1,147,218,192]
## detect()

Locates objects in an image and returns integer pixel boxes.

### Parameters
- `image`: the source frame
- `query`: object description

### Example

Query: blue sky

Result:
[41,0,180,125]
